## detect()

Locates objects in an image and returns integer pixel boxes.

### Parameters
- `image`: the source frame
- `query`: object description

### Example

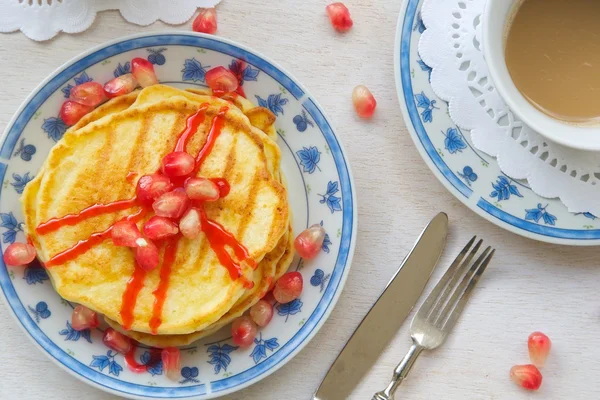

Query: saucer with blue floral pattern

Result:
[396,0,600,245]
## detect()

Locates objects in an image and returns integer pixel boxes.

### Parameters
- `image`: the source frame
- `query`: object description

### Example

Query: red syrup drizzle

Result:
[36,104,256,332]
[44,208,148,267]
[120,263,148,330]
[125,344,161,373]
[149,236,179,334]
[37,198,140,235]
[125,171,138,183]
[198,207,256,289]
[210,178,230,197]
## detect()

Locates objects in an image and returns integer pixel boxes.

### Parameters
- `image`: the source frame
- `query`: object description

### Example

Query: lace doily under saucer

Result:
[0,0,221,41]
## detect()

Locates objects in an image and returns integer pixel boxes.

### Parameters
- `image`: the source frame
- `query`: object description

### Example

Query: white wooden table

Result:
[1,2,599,399]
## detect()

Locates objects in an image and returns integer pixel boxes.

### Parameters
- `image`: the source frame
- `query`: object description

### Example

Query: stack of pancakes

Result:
[22,85,293,347]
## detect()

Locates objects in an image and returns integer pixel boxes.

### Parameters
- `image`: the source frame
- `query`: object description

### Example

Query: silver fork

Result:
[372,237,494,400]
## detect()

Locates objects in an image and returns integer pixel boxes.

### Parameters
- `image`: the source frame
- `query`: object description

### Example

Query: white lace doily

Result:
[419,0,600,215]
[0,0,221,41]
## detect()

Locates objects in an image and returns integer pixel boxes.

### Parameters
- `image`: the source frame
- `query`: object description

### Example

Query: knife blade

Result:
[313,213,448,400]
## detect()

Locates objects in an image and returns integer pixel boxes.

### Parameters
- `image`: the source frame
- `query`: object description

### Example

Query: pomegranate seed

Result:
[143,216,179,240]
[136,174,173,205]
[231,316,257,348]
[262,291,276,304]
[528,331,552,368]
[135,240,159,272]
[3,242,36,266]
[326,2,353,32]
[294,224,326,259]
[184,177,220,201]
[131,57,158,88]
[273,271,303,304]
[111,221,143,247]
[69,82,106,107]
[71,305,99,331]
[250,300,274,327]
[510,364,543,391]
[102,328,132,354]
[103,73,138,98]
[179,208,202,239]
[59,100,94,125]
[192,8,217,34]
[152,189,189,219]
[161,151,195,177]
[352,85,377,118]
[161,347,181,381]
[205,66,239,94]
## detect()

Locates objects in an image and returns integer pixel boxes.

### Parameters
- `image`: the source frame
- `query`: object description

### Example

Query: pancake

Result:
[186,88,278,141]
[69,90,140,132]
[22,90,289,335]
[104,225,293,347]
[135,86,281,180]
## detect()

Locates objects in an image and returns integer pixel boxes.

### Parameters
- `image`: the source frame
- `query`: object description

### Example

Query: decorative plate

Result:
[0,33,356,399]
[395,0,600,245]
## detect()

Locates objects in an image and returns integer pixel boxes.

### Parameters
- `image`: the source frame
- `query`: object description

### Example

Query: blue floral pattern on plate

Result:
[59,320,92,343]
[0,33,355,399]
[296,146,321,174]
[0,212,22,244]
[396,0,599,244]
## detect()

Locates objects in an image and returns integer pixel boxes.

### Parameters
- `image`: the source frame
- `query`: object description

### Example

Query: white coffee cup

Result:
[482,0,600,151]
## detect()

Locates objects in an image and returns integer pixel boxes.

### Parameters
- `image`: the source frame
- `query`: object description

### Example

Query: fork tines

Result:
[419,236,494,331]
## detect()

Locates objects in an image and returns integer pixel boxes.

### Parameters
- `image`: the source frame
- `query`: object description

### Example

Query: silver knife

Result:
[313,213,448,400]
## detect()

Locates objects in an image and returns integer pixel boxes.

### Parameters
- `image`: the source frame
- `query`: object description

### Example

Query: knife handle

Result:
[372,343,424,400]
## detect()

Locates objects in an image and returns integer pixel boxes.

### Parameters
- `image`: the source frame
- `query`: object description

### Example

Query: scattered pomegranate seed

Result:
[131,57,158,88]
[59,100,94,125]
[250,300,274,327]
[528,331,552,368]
[143,216,179,240]
[326,2,353,32]
[352,85,377,118]
[3,242,36,266]
[510,364,543,391]
[179,208,202,239]
[102,328,132,354]
[192,8,217,34]
[69,82,106,107]
[136,174,173,205]
[71,305,100,331]
[205,66,239,94]
[135,240,160,272]
[161,347,181,381]
[152,189,190,219]
[111,221,144,247]
[294,224,326,259]
[103,73,138,98]
[231,316,257,348]
[184,177,220,201]
[273,271,303,304]
[161,151,195,177]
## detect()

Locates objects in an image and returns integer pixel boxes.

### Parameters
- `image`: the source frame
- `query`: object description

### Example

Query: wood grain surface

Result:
[1,2,599,399]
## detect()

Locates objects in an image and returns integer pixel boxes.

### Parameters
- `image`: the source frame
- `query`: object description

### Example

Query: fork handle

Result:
[372,343,424,400]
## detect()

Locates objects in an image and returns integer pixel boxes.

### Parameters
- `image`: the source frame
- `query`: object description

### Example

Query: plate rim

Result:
[394,0,600,246]
[0,31,358,399]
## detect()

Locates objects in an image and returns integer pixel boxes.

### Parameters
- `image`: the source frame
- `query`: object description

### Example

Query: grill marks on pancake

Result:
[116,113,154,325]
[236,172,263,243]
[123,114,152,186]
[218,133,259,278]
